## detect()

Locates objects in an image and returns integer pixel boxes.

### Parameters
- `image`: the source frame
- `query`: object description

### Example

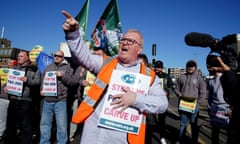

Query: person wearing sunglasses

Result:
[39,50,74,144]
[61,10,168,144]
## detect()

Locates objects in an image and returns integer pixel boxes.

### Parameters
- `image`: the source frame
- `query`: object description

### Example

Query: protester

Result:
[39,50,73,144]
[92,47,108,57]
[4,51,41,144]
[61,10,168,144]
[137,53,156,144]
[207,56,240,144]
[0,90,9,142]
[137,53,152,68]
[174,60,207,144]
[68,65,87,142]
[0,59,17,141]
[68,47,107,142]
[207,70,231,144]
[153,60,175,144]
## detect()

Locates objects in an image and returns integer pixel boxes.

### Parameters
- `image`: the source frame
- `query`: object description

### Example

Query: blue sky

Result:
[0,0,239,75]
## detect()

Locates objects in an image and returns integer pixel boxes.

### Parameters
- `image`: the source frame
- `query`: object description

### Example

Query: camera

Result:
[185,32,239,73]
[206,52,222,68]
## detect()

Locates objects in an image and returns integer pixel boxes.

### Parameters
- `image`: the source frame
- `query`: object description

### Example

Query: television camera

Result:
[185,32,239,73]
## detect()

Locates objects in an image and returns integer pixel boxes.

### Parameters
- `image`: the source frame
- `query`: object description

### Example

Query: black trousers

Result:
[5,99,33,144]
[145,112,167,144]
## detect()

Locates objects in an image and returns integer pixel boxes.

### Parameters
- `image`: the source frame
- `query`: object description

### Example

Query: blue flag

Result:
[36,52,54,74]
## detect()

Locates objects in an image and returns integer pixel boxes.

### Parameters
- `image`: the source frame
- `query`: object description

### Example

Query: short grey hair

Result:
[126,29,144,47]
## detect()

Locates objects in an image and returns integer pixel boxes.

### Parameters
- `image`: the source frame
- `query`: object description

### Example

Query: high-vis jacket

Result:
[72,57,155,144]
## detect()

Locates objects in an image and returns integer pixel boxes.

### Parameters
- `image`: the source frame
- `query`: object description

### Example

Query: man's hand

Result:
[55,71,63,77]
[81,80,89,87]
[208,57,230,72]
[19,76,28,83]
[61,10,79,32]
[110,87,136,112]
[40,90,44,96]
[3,86,8,93]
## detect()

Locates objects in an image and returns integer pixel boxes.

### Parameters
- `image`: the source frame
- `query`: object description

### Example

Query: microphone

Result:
[184,32,217,47]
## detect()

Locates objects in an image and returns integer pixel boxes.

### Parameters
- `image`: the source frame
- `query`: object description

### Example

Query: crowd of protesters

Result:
[0,10,236,144]
[0,44,233,144]
[1,40,234,144]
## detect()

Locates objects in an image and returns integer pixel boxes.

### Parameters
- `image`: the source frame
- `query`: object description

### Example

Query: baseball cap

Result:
[154,60,163,68]
[186,60,197,67]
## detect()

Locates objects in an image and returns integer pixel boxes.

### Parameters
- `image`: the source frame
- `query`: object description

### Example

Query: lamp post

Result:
[152,43,156,67]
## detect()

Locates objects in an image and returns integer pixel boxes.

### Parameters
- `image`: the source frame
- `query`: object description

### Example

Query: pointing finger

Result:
[61,10,72,19]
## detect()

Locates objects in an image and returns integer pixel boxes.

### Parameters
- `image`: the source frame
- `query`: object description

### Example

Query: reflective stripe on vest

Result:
[72,57,155,144]
[72,57,116,123]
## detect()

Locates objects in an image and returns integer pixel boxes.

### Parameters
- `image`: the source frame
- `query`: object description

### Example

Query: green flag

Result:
[75,0,90,41]
[91,0,122,56]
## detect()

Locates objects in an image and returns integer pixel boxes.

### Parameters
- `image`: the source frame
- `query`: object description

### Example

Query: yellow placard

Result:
[83,71,96,98]
[0,68,10,87]
[179,98,197,113]
[159,78,164,89]
[29,45,43,62]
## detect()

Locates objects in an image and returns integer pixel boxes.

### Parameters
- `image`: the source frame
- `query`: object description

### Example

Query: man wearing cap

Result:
[154,60,175,100]
[153,60,175,144]
[174,60,207,144]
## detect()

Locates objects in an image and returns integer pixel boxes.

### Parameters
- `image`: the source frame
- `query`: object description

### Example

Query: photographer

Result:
[208,56,240,144]
[206,55,232,144]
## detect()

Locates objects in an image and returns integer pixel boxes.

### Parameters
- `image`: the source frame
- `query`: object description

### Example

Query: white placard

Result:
[42,71,57,96]
[98,69,151,134]
[6,69,25,96]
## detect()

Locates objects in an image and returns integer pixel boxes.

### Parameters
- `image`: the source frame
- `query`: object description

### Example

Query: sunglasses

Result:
[54,54,63,58]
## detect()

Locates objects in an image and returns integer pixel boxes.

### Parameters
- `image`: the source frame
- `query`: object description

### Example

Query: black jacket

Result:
[220,71,240,143]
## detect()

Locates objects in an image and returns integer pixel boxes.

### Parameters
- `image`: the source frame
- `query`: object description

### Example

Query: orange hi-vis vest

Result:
[72,57,156,144]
